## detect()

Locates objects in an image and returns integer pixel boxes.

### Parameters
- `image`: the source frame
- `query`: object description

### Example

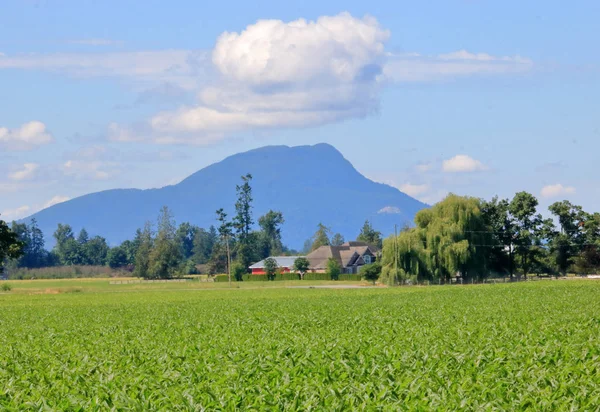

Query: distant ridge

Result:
[24,143,427,248]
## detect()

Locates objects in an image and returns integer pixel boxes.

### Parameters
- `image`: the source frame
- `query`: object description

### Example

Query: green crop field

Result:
[1,281,599,410]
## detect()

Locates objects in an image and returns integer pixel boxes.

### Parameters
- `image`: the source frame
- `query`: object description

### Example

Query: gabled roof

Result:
[249,256,304,269]
[306,242,379,269]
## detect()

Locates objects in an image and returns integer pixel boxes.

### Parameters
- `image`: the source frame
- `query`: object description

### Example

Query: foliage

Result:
[234,173,253,242]
[1,283,12,291]
[263,257,278,281]
[148,206,182,279]
[293,257,311,279]
[107,246,129,269]
[360,262,381,284]
[357,220,382,248]
[310,223,331,251]
[258,210,285,256]
[326,257,341,280]
[133,222,153,278]
[381,194,488,283]
[331,233,345,246]
[231,262,246,282]
[0,217,24,275]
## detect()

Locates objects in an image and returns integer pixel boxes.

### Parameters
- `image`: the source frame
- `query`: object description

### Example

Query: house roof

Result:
[249,256,304,269]
[306,242,379,269]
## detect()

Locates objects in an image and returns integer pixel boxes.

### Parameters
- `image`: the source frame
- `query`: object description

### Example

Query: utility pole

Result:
[226,234,232,287]
[394,224,398,286]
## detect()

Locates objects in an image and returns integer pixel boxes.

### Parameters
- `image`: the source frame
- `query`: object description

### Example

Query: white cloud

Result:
[62,160,116,180]
[415,162,433,173]
[67,38,124,47]
[9,163,39,181]
[43,195,71,208]
[541,184,576,199]
[141,13,388,143]
[0,205,31,221]
[383,51,532,83]
[0,50,209,89]
[399,183,430,197]
[442,155,487,173]
[212,13,389,85]
[378,206,402,214]
[1,195,72,222]
[0,121,54,151]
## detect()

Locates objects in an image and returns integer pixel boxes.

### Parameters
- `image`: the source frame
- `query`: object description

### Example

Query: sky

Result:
[1,0,599,222]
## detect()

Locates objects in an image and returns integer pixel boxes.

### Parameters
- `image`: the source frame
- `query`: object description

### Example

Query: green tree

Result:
[77,228,89,245]
[107,246,128,269]
[293,257,311,280]
[0,215,24,274]
[176,222,196,260]
[381,194,488,283]
[357,220,382,248]
[53,223,78,264]
[258,210,285,256]
[326,257,341,280]
[85,236,109,266]
[311,223,331,251]
[263,257,278,281]
[28,219,46,267]
[149,206,182,278]
[509,192,545,278]
[231,261,246,282]
[331,233,345,246]
[215,208,234,283]
[361,262,381,284]
[134,222,153,278]
[547,200,586,274]
[234,173,253,242]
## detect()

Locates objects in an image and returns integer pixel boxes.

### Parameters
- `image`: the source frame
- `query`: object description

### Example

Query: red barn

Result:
[248,256,303,275]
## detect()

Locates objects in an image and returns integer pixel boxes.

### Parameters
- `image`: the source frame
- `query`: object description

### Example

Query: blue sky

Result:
[1,0,599,221]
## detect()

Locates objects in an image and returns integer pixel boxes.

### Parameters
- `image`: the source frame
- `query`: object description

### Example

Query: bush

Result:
[361,262,382,284]
[326,258,341,281]
[231,263,247,281]
[1,283,12,292]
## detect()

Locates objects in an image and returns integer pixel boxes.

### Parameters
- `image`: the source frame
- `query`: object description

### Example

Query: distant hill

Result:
[24,144,427,249]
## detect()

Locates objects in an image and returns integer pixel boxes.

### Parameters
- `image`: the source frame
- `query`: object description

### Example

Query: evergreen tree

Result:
[134,222,153,278]
[0,215,24,274]
[149,206,182,278]
[258,210,285,256]
[84,236,109,266]
[77,228,89,245]
[357,220,382,248]
[234,174,253,242]
[331,233,345,246]
[310,223,331,251]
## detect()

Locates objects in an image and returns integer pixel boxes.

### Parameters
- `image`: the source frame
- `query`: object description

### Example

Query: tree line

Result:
[379,192,600,284]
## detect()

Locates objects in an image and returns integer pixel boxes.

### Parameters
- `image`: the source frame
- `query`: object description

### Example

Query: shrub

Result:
[327,258,341,281]
[231,263,246,281]
[361,262,382,284]
[1,283,12,292]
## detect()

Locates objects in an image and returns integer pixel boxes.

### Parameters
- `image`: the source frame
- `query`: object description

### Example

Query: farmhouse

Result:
[249,242,379,275]
[306,241,379,274]
[249,256,303,275]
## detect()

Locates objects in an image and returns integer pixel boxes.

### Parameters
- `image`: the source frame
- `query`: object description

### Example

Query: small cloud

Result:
[67,38,124,47]
[541,184,576,199]
[9,163,39,181]
[442,155,486,173]
[1,205,31,221]
[399,183,430,197]
[415,162,433,173]
[0,121,54,151]
[43,195,71,209]
[378,206,402,214]
[62,160,117,180]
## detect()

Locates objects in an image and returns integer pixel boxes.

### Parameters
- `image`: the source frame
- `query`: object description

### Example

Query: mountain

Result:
[25,144,428,249]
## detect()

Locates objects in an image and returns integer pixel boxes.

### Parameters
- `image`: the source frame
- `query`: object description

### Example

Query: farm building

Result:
[306,241,379,274]
[249,256,304,275]
[249,242,379,275]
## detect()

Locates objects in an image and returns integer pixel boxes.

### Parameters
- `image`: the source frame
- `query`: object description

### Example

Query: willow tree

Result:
[381,194,489,283]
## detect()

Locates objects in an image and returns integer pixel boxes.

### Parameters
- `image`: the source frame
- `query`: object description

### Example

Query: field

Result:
[1,280,599,409]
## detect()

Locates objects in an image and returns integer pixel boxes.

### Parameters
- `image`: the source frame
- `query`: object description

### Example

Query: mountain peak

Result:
[25,143,426,248]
